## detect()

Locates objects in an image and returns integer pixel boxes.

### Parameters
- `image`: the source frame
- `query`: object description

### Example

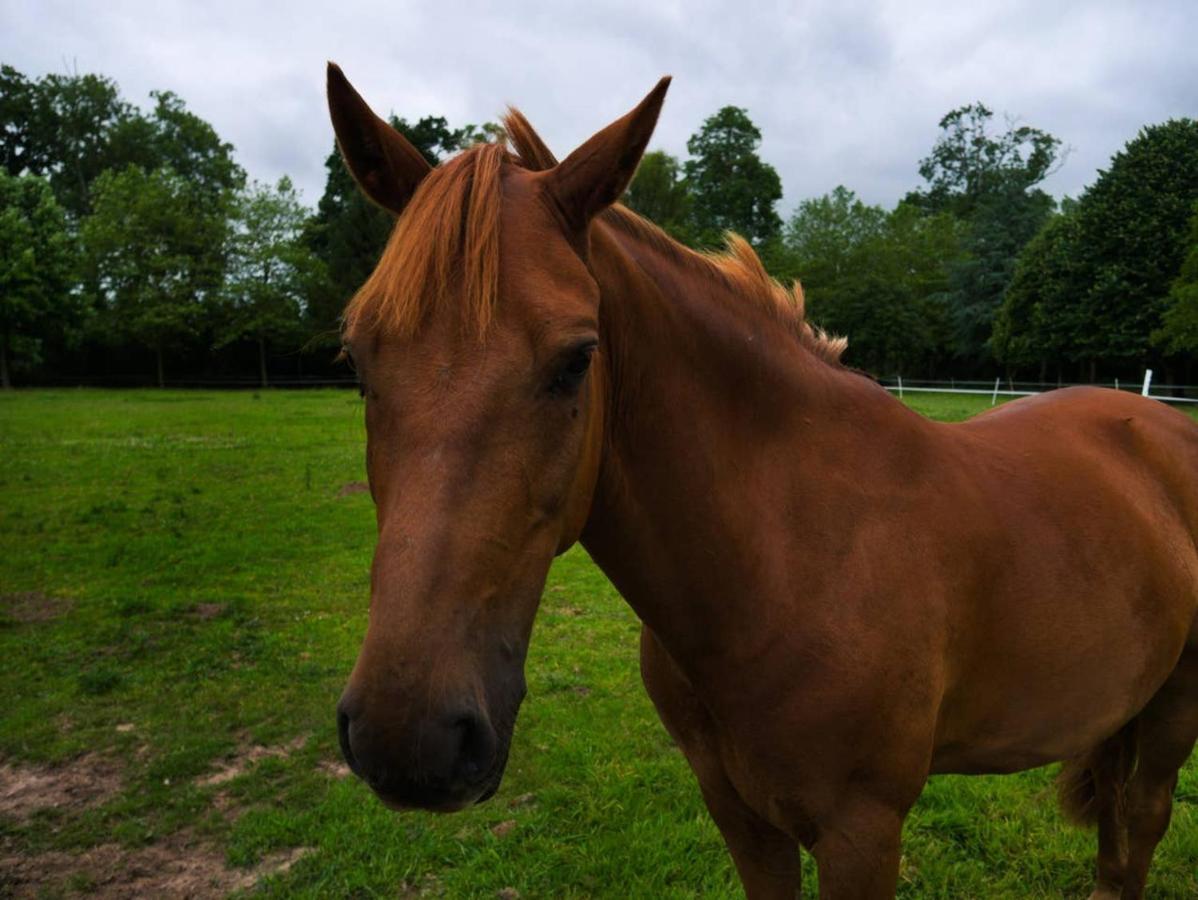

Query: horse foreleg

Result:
[696,764,805,898]
[639,627,801,898]
[809,796,905,900]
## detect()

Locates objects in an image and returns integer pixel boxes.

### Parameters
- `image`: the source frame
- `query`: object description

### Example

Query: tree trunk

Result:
[155,345,165,389]
[1,333,10,390]
[258,337,268,389]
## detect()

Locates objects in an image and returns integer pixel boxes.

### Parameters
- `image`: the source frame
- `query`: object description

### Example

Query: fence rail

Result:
[880,371,1198,405]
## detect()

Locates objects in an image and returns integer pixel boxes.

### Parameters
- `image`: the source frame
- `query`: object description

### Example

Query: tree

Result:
[683,106,782,248]
[0,172,77,388]
[0,65,45,177]
[0,66,243,219]
[21,70,131,218]
[120,91,243,200]
[997,119,1198,379]
[218,177,323,387]
[82,166,229,386]
[913,103,1060,218]
[992,206,1086,379]
[1153,201,1198,358]
[785,188,962,375]
[785,186,887,286]
[908,103,1061,366]
[1074,119,1198,367]
[305,114,498,340]
[624,150,692,241]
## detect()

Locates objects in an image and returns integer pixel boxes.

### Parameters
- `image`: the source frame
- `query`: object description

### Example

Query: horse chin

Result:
[371,738,512,814]
[376,790,479,814]
[372,776,494,813]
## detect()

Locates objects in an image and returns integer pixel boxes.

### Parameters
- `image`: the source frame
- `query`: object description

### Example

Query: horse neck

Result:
[579,222,929,671]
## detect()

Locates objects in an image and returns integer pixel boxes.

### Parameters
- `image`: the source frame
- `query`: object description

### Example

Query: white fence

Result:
[883,370,1198,406]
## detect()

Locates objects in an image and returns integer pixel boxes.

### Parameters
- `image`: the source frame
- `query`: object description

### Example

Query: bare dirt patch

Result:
[317,758,351,779]
[490,819,517,838]
[195,734,308,788]
[0,754,121,822]
[508,792,536,809]
[398,872,443,897]
[188,602,226,621]
[336,480,369,498]
[0,591,72,624]
[0,835,314,899]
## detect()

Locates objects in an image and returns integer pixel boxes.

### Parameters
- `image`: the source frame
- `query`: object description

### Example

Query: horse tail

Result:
[1056,720,1139,827]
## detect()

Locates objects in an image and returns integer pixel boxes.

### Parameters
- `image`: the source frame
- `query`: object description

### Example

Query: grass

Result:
[1,387,1196,898]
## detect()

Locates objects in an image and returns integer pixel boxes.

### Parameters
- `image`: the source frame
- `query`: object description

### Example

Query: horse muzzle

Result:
[337,692,502,812]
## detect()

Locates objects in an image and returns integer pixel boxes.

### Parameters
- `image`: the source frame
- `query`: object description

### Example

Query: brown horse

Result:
[328,63,1198,898]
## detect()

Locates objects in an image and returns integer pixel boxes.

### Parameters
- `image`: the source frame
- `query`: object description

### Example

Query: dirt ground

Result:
[0,744,320,898]
[0,591,72,624]
[0,836,312,899]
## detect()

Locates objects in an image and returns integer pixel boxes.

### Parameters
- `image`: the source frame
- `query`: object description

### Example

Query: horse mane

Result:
[503,109,847,365]
[342,142,507,339]
[344,107,847,367]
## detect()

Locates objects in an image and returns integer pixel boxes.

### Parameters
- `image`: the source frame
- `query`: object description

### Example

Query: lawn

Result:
[1,388,1196,898]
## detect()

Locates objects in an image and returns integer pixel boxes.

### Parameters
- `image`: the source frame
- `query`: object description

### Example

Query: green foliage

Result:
[82,166,230,385]
[622,108,782,256]
[3,60,1196,385]
[683,106,782,248]
[218,177,325,386]
[6,69,130,217]
[0,171,78,387]
[0,65,243,218]
[0,65,42,177]
[998,119,1198,373]
[908,103,1061,364]
[785,188,962,374]
[992,208,1085,374]
[624,150,692,241]
[126,91,244,200]
[913,103,1060,218]
[1076,119,1198,363]
[1154,201,1198,355]
[786,186,887,283]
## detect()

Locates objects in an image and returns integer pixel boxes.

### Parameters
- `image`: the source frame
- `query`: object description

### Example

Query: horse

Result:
[327,63,1198,898]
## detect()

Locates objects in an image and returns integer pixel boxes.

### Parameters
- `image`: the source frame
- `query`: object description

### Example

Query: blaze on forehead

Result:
[343,143,511,341]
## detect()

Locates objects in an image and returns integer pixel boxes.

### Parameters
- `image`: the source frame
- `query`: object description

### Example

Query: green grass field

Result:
[2,388,1196,898]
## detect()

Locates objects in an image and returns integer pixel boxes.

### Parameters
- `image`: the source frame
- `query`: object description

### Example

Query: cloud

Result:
[3,0,1195,214]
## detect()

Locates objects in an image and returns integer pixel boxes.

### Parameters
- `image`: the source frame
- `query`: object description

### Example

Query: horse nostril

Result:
[450,712,495,783]
[337,707,361,776]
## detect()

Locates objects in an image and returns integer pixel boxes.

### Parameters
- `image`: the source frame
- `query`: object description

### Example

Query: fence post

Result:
[897,375,903,400]
[992,377,1000,406]
[1142,369,1153,397]
[1115,378,1120,392]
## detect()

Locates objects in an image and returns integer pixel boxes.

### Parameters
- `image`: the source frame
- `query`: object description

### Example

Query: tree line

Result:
[0,64,494,388]
[626,103,1198,383]
[2,63,1196,389]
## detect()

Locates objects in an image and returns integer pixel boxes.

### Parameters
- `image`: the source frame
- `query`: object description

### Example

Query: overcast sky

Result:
[3,0,1196,215]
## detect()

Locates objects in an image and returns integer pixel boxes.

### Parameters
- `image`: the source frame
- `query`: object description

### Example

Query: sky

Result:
[2,0,1196,215]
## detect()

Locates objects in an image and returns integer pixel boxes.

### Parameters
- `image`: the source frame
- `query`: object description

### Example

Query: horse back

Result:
[929,387,1198,772]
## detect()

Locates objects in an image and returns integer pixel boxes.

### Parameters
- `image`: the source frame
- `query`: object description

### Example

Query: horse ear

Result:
[548,77,671,231]
[326,62,431,215]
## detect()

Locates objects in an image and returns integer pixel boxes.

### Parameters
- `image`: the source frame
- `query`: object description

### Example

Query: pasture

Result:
[2,388,1197,898]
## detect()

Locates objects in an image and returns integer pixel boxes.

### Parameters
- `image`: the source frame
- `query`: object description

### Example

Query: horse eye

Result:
[550,343,596,395]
